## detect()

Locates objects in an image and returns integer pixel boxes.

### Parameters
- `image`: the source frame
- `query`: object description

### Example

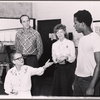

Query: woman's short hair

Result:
[53,24,66,34]
[53,24,68,39]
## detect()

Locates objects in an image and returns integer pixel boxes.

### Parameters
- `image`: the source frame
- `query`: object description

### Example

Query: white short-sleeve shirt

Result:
[75,32,100,77]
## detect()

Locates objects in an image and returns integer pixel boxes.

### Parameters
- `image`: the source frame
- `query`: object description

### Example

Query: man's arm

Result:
[30,59,53,76]
[4,71,13,95]
[15,33,21,53]
[36,31,43,60]
[86,52,100,95]
[52,44,58,63]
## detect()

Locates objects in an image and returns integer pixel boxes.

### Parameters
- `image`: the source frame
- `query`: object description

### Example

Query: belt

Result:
[56,61,66,65]
[57,60,70,65]
[22,55,36,58]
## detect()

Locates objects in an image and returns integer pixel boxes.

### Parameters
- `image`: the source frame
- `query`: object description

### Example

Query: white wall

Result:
[32,1,100,31]
[32,1,100,46]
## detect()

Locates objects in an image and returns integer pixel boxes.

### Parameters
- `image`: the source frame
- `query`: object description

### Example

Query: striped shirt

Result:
[15,27,43,60]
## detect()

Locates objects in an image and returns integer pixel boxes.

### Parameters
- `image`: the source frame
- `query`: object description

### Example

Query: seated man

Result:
[4,52,53,97]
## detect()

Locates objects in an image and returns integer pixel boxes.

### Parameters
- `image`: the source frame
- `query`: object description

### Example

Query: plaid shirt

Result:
[15,27,43,60]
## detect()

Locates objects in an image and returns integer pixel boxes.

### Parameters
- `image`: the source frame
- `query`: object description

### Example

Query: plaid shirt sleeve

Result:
[15,32,22,53]
[36,31,43,60]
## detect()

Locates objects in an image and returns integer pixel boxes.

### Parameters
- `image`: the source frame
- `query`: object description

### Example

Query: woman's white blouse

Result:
[52,38,76,63]
[4,65,44,94]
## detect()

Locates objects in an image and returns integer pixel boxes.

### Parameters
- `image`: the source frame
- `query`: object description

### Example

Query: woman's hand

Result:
[56,56,67,63]
[56,58,64,63]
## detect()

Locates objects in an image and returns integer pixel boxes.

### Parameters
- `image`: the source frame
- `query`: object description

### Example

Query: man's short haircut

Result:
[74,10,92,27]
[53,24,66,34]
[20,14,30,23]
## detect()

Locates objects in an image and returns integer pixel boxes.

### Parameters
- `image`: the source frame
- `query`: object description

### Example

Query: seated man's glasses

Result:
[14,56,23,61]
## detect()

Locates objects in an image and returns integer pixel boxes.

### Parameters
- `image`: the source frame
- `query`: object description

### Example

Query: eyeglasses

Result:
[14,56,23,61]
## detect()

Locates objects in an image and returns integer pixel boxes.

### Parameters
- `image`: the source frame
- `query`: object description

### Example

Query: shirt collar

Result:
[13,65,23,72]
[58,38,67,43]
[11,65,28,75]
[22,26,32,33]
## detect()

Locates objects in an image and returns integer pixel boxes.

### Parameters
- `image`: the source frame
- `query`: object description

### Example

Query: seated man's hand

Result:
[43,59,54,70]
[11,89,18,95]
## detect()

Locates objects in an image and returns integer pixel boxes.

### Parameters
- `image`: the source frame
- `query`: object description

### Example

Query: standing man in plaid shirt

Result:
[15,14,43,96]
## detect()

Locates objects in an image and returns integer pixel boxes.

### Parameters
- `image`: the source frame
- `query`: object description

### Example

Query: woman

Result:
[52,24,76,96]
